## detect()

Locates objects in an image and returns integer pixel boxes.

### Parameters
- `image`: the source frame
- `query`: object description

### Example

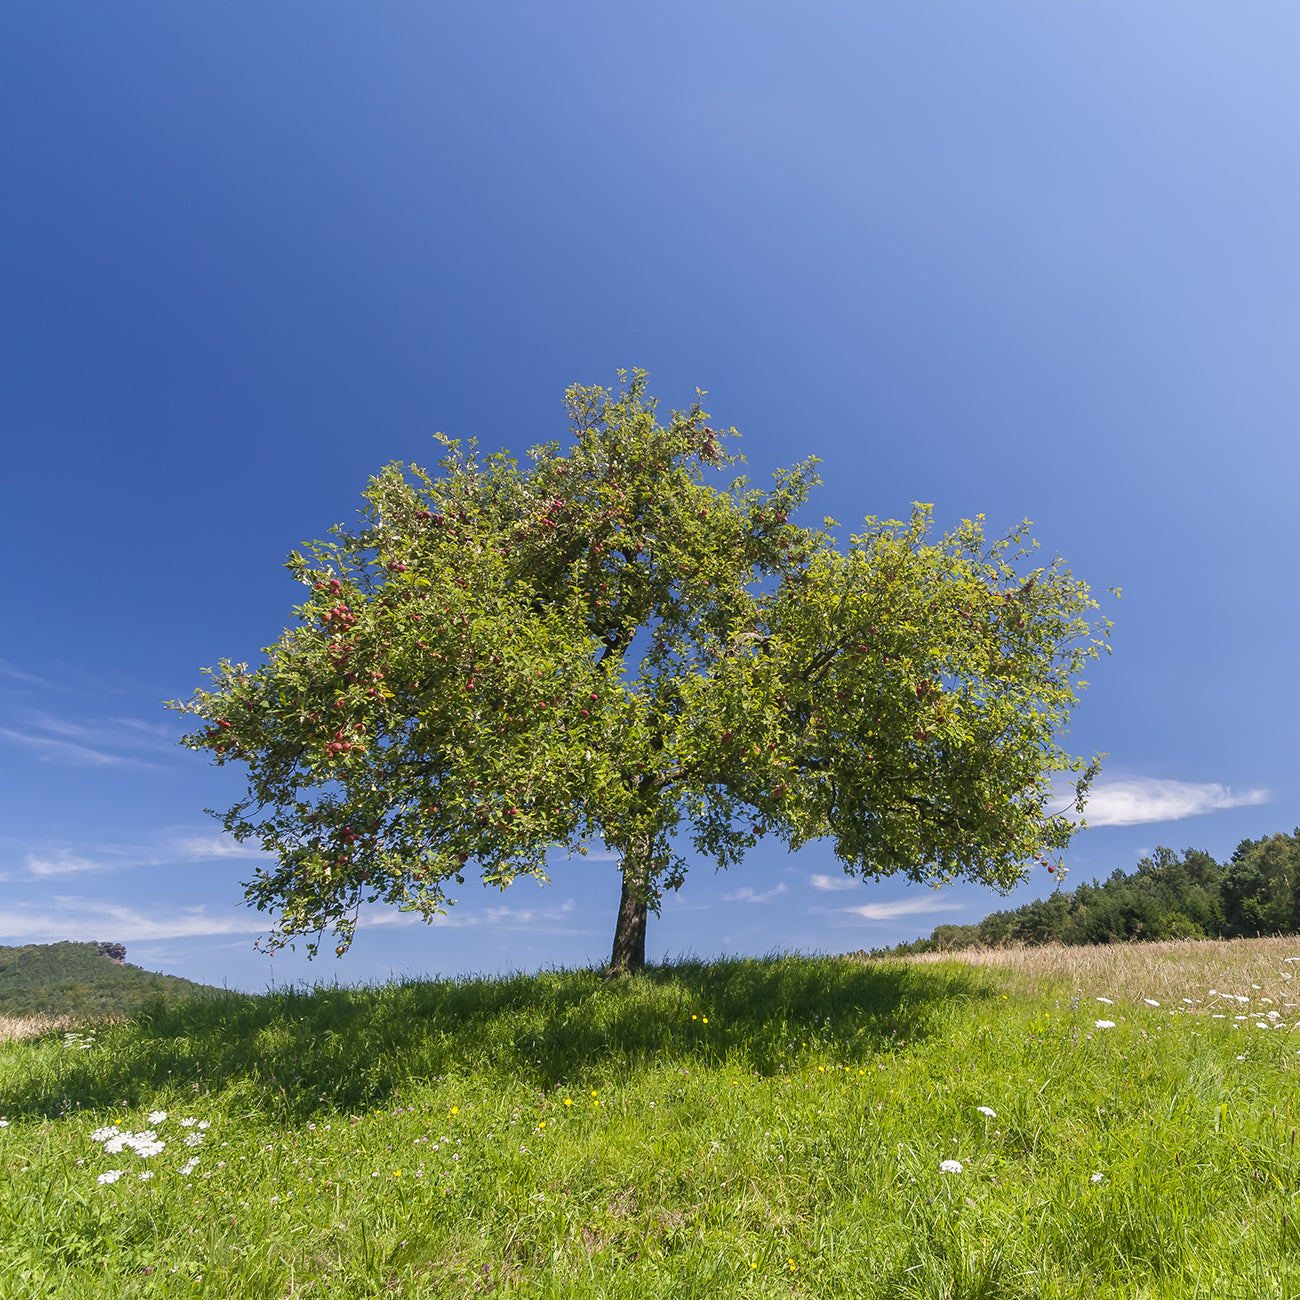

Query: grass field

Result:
[4,939,1300,1298]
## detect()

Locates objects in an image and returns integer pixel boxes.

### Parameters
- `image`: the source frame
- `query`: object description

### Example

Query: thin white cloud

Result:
[164,835,270,861]
[1070,779,1269,827]
[367,897,589,933]
[843,897,964,921]
[22,710,179,756]
[723,882,788,903]
[15,830,271,879]
[112,717,175,739]
[0,727,163,770]
[810,873,860,892]
[24,852,105,877]
[0,902,261,942]
[0,659,62,689]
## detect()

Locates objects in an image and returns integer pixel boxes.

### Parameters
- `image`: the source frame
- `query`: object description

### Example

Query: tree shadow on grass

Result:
[3,954,997,1121]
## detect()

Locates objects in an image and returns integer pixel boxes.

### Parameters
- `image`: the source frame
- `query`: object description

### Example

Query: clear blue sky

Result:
[2,3,1295,990]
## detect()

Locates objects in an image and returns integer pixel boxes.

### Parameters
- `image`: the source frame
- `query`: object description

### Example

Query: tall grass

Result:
[2,947,1299,1297]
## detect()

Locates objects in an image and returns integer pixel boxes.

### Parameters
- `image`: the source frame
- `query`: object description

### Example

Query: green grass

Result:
[2,951,1299,1298]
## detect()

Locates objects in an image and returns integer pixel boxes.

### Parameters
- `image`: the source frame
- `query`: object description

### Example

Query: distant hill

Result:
[0,941,225,1019]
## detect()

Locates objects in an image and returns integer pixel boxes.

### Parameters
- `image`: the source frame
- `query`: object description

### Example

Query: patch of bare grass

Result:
[0,1013,85,1042]
[853,935,1300,1004]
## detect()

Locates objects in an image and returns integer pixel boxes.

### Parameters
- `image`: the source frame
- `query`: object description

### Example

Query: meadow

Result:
[3,939,1300,1298]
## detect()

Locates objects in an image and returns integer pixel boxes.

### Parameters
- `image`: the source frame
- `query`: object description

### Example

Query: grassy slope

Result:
[0,943,222,1020]
[2,943,1300,1298]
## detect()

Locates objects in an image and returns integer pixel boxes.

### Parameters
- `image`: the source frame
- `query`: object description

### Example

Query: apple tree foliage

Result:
[173,372,1110,973]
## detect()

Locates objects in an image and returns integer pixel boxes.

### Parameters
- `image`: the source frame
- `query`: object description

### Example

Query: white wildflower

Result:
[184,1134,204,1148]
[0,1119,8,1128]
[138,1171,154,1181]
[1089,1172,1104,1184]
[180,1118,197,1128]
[147,1111,168,1125]
[197,1121,210,1131]
[939,1159,963,1173]
[97,1170,123,1185]
[1096,997,1114,1005]
[89,1126,118,1144]
[178,1157,200,1177]
[1094,1020,1116,1030]
[976,1106,997,1118]
[1143,999,1160,1007]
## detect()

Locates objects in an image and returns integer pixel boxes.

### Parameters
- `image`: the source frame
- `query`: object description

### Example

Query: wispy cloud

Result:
[24,852,105,877]
[1066,779,1270,827]
[0,659,63,690]
[365,897,590,933]
[163,835,270,862]
[16,830,271,880]
[842,897,964,921]
[0,700,183,770]
[113,717,175,739]
[0,901,261,942]
[722,882,787,903]
[810,873,860,892]
[0,727,163,770]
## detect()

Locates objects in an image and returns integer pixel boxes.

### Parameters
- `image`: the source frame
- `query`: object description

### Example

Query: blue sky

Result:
[2,3,1295,991]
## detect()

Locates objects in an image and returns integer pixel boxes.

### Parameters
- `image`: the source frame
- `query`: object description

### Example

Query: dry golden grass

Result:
[0,1013,89,1043]
[856,935,1300,1005]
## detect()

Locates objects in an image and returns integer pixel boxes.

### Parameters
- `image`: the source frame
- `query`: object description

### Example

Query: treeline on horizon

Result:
[868,830,1300,957]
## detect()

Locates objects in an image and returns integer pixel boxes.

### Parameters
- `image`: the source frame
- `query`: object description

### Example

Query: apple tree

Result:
[172,371,1109,974]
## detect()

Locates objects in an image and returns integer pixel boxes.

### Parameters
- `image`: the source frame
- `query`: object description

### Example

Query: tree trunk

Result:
[607,837,651,977]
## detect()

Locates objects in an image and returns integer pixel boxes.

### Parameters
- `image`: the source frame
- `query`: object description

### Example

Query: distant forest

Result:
[869,830,1300,957]
[0,941,221,1018]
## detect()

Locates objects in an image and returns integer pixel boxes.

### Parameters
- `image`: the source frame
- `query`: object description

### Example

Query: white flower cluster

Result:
[88,1115,215,1182]
[92,1128,166,1158]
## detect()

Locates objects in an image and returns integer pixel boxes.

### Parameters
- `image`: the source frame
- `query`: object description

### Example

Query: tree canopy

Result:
[173,372,1110,972]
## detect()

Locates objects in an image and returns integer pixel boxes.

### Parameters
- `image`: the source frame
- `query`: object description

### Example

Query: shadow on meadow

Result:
[3,955,994,1120]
